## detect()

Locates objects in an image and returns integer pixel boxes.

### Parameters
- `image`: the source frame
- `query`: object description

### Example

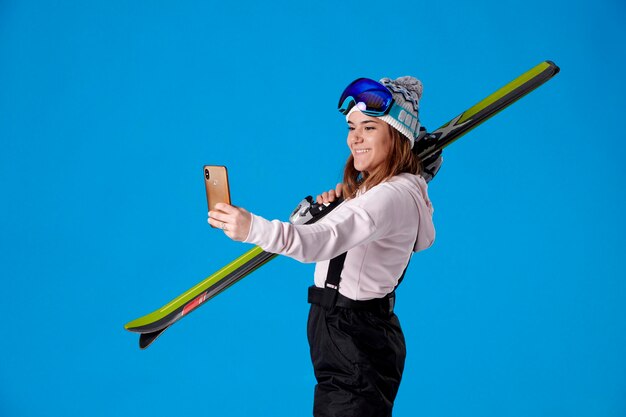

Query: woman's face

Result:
[347,110,392,174]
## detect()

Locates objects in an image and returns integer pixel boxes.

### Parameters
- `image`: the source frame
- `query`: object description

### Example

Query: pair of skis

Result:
[125,60,560,349]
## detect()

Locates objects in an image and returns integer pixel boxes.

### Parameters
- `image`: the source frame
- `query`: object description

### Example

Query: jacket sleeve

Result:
[243,200,390,263]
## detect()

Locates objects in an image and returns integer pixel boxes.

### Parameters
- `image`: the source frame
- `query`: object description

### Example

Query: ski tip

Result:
[138,328,168,350]
[124,321,143,333]
[545,60,560,75]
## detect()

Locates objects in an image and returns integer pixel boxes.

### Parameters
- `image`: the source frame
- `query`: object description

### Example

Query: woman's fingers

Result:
[208,209,228,224]
[335,183,343,198]
[208,203,239,224]
[208,205,252,241]
[316,192,329,204]
[207,216,222,228]
[316,188,341,204]
[214,202,236,214]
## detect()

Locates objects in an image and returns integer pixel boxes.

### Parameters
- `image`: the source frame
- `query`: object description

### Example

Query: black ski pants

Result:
[307,303,406,417]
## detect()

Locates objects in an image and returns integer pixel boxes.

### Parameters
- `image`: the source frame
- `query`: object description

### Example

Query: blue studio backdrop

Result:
[1,1,625,416]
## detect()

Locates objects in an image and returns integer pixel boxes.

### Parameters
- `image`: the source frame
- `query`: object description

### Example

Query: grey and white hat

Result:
[378,76,423,148]
[346,76,423,148]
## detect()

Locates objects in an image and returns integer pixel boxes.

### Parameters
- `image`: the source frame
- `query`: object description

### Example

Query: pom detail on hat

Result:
[380,76,422,113]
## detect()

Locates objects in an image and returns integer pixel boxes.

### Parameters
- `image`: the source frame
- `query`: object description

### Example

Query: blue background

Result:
[1,1,625,416]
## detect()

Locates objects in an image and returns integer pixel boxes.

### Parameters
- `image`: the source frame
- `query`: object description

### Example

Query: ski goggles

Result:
[338,77,420,140]
[338,78,394,116]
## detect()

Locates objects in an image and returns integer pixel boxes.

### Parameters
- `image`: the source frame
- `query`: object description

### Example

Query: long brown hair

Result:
[342,125,422,199]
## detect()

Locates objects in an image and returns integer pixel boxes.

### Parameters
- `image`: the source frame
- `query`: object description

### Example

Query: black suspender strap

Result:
[320,252,347,309]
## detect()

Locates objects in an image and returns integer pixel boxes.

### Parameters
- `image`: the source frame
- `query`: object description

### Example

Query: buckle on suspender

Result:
[322,283,339,309]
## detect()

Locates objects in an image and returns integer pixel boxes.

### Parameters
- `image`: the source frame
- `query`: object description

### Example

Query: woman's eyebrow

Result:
[347,119,379,125]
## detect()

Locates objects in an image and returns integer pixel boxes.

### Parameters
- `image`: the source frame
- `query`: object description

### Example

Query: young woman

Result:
[208,76,436,417]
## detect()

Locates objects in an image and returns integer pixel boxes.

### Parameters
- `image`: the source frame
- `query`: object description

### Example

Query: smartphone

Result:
[204,165,231,227]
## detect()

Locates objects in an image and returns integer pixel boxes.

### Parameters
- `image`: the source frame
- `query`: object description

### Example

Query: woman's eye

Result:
[365,126,375,131]
[347,126,355,131]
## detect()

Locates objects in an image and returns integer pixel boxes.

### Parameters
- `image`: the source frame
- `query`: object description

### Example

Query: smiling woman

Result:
[208,76,438,417]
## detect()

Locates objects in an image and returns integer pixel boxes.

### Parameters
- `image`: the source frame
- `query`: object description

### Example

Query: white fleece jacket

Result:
[244,173,435,300]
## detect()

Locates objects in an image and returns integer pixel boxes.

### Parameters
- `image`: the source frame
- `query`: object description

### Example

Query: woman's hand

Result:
[208,203,252,242]
[316,183,343,204]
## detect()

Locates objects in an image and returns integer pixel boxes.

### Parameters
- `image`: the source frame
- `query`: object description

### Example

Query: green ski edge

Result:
[124,246,265,330]
[426,60,560,153]
[460,61,558,124]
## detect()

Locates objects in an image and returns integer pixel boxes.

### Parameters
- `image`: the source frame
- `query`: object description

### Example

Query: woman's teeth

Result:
[355,149,370,154]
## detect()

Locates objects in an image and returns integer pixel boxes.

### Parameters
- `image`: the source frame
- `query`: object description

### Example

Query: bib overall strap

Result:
[319,252,347,309]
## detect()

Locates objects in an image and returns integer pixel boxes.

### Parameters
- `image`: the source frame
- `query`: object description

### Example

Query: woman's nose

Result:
[351,130,363,143]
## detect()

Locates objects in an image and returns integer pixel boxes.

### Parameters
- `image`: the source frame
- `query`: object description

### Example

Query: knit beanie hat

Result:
[346,76,423,148]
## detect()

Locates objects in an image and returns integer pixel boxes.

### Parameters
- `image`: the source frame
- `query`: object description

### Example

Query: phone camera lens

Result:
[204,169,210,180]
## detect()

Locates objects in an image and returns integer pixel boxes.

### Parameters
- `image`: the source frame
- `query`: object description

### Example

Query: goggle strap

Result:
[340,95,392,116]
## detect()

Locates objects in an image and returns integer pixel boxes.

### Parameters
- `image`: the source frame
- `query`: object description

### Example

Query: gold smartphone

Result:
[204,165,231,228]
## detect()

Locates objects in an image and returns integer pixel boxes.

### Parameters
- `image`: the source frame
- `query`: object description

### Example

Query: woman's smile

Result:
[347,111,392,174]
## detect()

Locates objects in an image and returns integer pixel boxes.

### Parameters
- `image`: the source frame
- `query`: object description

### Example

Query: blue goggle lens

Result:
[338,78,393,116]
